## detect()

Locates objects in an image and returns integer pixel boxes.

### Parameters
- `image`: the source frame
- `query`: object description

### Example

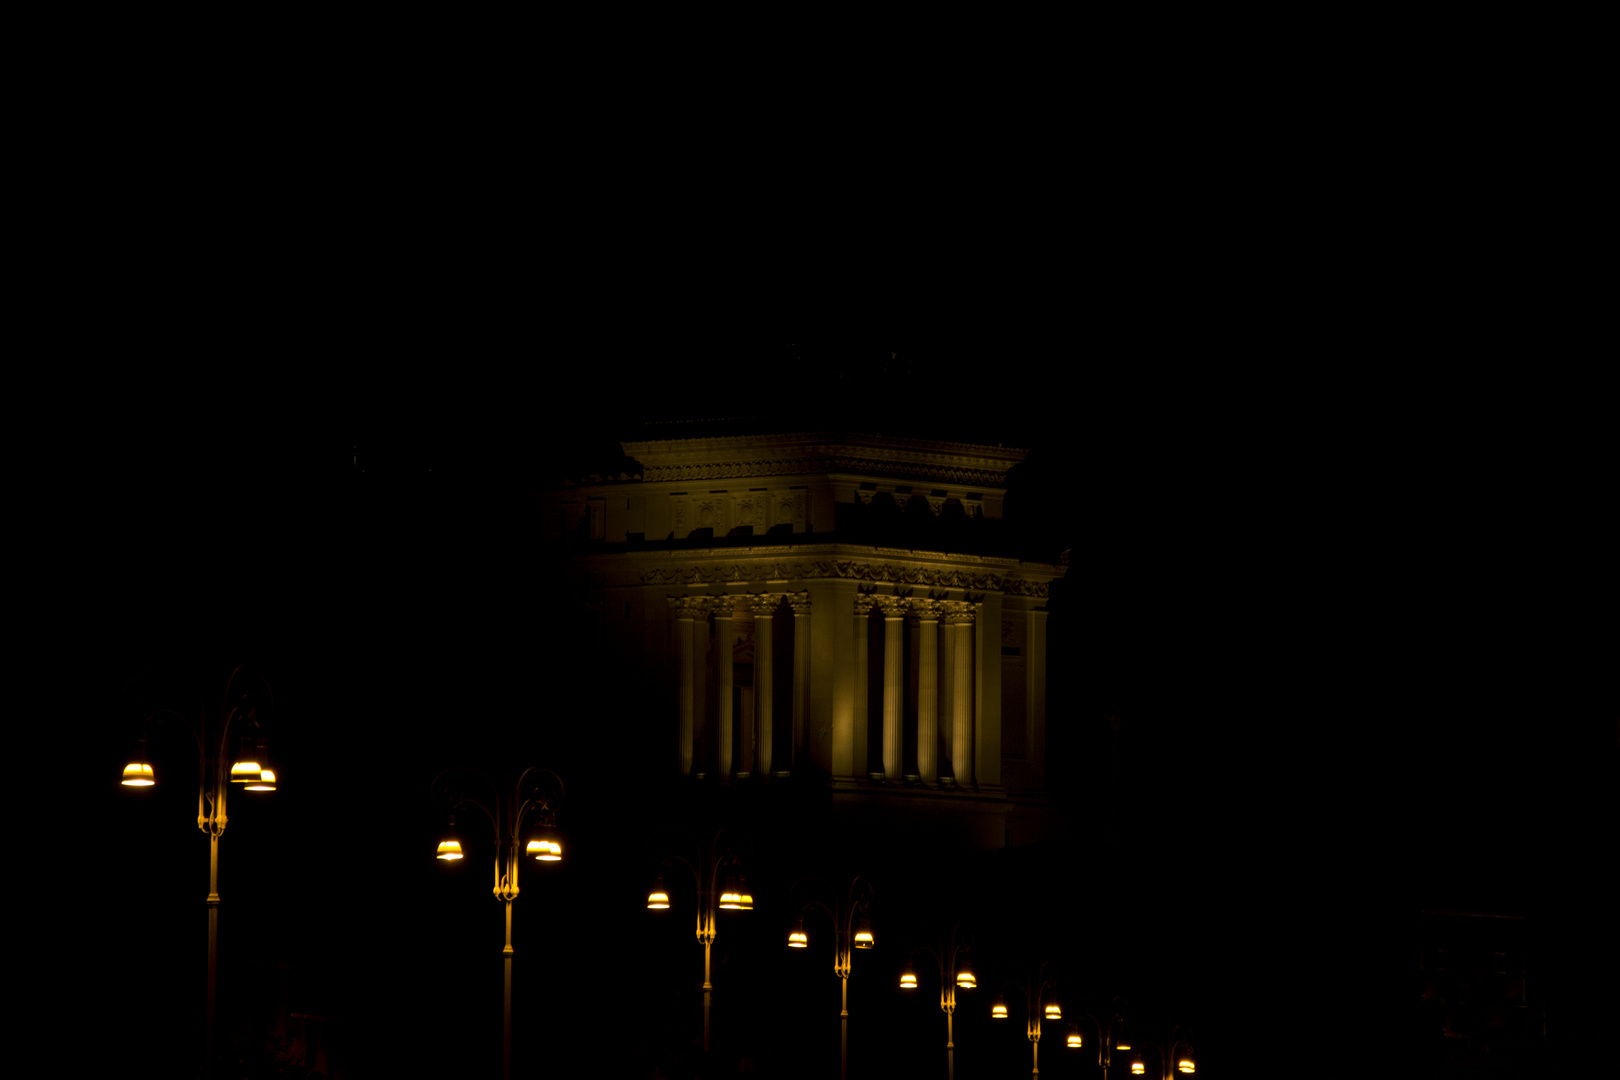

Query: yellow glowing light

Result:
[737,889,754,910]
[956,971,976,989]
[1045,1004,1062,1020]
[435,840,464,860]
[992,1003,1008,1019]
[245,769,277,792]
[788,931,808,948]
[719,892,742,909]
[121,763,155,786]
[230,760,263,782]
[526,839,562,862]
[1067,1033,1082,1048]
[1132,1064,1145,1075]
[1178,1060,1195,1073]
[900,972,917,988]
[854,932,874,948]
[647,890,670,909]
[1116,1042,1131,1051]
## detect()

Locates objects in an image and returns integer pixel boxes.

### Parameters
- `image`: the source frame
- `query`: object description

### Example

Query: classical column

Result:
[853,593,876,780]
[750,594,778,779]
[913,599,942,785]
[691,596,715,779]
[789,591,811,771]
[878,596,909,782]
[672,596,701,776]
[944,600,976,787]
[715,598,737,783]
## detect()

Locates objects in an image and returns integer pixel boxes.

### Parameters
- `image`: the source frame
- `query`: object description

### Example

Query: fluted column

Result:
[944,600,976,787]
[715,598,737,783]
[789,591,811,770]
[672,596,702,776]
[878,596,909,782]
[913,599,942,785]
[853,593,876,780]
[750,594,778,779]
[691,596,717,778]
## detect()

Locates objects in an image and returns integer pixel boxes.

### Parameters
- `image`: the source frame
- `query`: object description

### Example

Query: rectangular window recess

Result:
[749,487,767,491]
[670,492,687,496]
[709,490,727,493]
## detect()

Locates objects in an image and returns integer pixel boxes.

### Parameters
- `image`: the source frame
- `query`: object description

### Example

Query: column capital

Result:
[853,593,879,617]
[671,595,708,619]
[941,600,977,624]
[786,590,812,615]
[876,596,910,619]
[748,593,781,617]
[910,598,944,621]
[721,594,752,618]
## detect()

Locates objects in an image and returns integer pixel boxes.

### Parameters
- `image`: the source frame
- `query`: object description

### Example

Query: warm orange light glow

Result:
[647,891,670,909]
[992,1000,1008,1019]
[900,970,917,989]
[1131,1064,1145,1075]
[230,760,263,782]
[719,891,743,909]
[1067,1033,1082,1048]
[956,970,976,989]
[1178,1060,1195,1073]
[245,769,276,792]
[1045,1003,1062,1020]
[1116,1042,1131,1051]
[853,914,874,948]
[121,763,155,786]
[788,917,808,948]
[435,840,464,860]
[526,838,562,861]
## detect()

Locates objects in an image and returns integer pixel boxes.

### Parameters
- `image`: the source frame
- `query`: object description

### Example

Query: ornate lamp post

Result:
[1065,996,1132,1080]
[898,924,975,1080]
[990,960,1061,1079]
[118,664,281,1080]
[644,827,753,1055]
[1119,1023,1197,1078]
[786,875,876,1080]
[429,766,565,1080]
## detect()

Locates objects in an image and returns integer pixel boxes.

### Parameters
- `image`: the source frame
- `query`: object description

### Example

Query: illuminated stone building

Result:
[541,427,1066,849]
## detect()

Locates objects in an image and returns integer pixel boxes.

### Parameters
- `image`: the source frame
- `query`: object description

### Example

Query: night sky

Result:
[81,342,1609,1079]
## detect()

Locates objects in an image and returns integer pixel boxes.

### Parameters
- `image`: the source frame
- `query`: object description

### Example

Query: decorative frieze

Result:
[643,560,1052,597]
[639,455,1014,487]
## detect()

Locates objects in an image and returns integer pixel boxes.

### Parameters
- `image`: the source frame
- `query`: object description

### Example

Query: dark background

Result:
[77,335,1610,1079]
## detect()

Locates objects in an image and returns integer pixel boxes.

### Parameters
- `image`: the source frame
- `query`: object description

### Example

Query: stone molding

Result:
[621,432,1027,488]
[641,559,1054,597]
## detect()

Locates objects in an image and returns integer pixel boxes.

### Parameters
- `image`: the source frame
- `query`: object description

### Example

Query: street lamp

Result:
[1123,1024,1198,1078]
[429,766,565,1080]
[645,828,753,1056]
[1067,996,1133,1080]
[990,960,1060,1079]
[786,875,875,1080]
[898,924,975,1080]
[117,665,280,1080]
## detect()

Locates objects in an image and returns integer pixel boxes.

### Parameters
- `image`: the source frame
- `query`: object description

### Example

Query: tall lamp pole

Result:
[990,960,1060,1079]
[898,925,976,1080]
[1122,1023,1198,1078]
[645,828,753,1055]
[786,876,876,1080]
[119,665,281,1080]
[1067,997,1131,1080]
[430,766,565,1080]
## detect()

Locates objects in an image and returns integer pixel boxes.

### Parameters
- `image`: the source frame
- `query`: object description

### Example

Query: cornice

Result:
[619,432,1028,488]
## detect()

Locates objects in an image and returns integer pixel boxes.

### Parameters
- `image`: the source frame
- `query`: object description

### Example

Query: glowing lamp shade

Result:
[1067,1032,1083,1049]
[245,768,277,792]
[435,839,464,860]
[1116,1042,1132,1051]
[991,999,1008,1019]
[956,969,976,989]
[787,917,808,948]
[1131,1063,1145,1076]
[1178,1059,1196,1073]
[1045,1003,1062,1020]
[526,825,563,862]
[121,762,155,786]
[647,874,670,910]
[853,913,874,949]
[736,874,755,911]
[900,964,917,989]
